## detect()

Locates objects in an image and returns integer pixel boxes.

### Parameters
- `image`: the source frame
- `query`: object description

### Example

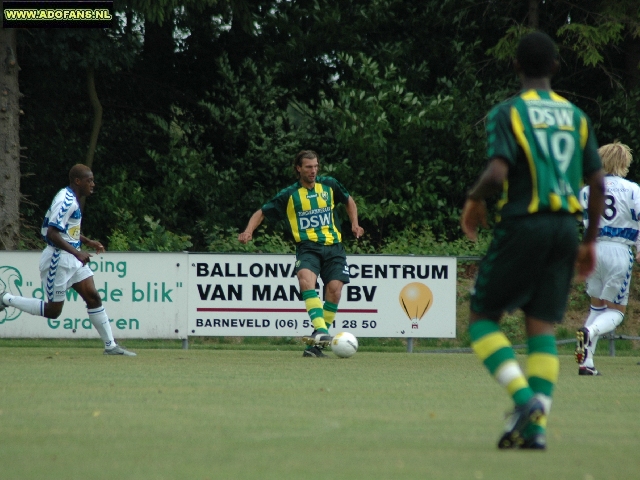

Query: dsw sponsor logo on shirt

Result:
[299,212,331,230]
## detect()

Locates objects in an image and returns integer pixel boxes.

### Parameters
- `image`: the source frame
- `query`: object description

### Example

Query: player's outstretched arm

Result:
[80,235,105,254]
[575,168,605,280]
[238,210,265,244]
[461,157,508,241]
[582,169,605,244]
[47,227,92,265]
[631,184,640,262]
[460,199,488,242]
[345,196,364,239]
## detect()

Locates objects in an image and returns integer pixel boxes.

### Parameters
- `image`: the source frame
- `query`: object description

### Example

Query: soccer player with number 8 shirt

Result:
[576,141,640,375]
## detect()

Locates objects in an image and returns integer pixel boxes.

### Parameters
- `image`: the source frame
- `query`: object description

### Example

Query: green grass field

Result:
[1,347,639,480]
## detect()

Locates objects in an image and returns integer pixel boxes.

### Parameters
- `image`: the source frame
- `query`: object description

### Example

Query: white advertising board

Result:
[1,252,457,340]
[188,254,456,338]
[0,251,189,339]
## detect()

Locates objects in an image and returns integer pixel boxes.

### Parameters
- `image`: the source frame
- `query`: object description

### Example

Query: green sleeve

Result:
[486,102,518,165]
[320,176,350,204]
[261,184,294,222]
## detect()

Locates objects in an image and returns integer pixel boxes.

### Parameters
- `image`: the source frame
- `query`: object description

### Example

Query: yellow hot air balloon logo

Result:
[399,282,433,329]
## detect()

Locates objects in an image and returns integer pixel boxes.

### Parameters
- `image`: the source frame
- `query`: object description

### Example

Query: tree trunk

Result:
[528,0,539,29]
[85,66,102,171]
[624,34,640,90]
[0,27,20,250]
[82,66,103,211]
[141,14,174,120]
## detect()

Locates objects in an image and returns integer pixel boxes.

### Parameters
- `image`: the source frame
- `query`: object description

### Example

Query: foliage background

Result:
[12,0,640,253]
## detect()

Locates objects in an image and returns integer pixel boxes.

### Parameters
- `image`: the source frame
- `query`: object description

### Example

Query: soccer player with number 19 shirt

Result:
[461,32,605,450]
[238,150,364,357]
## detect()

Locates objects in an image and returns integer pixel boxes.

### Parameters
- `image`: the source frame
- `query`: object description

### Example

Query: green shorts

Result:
[470,213,579,323]
[295,241,351,284]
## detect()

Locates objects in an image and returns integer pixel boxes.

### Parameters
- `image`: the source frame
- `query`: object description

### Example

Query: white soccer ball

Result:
[331,332,358,358]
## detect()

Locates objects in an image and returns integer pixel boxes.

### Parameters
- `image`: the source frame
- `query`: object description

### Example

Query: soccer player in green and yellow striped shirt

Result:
[239,150,364,357]
[460,32,605,450]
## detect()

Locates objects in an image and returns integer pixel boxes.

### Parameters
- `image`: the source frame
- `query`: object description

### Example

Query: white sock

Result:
[580,306,605,368]
[583,309,623,368]
[2,292,44,316]
[88,306,116,349]
[589,309,624,337]
[585,305,606,327]
[583,334,598,368]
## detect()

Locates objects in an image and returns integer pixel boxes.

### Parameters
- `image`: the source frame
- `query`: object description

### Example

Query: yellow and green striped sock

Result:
[323,301,338,332]
[526,334,558,434]
[470,320,533,406]
[302,290,327,333]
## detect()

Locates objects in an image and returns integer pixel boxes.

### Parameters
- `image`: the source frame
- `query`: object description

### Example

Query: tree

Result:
[0,26,20,250]
[1,0,224,249]
[487,0,640,171]
[10,0,640,252]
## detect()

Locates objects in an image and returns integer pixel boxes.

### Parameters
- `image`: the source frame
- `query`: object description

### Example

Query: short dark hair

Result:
[516,31,558,78]
[293,150,318,177]
[69,164,91,183]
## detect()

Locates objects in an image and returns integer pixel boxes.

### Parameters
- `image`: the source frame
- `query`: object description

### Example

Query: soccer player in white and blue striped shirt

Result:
[0,164,135,356]
[576,141,640,375]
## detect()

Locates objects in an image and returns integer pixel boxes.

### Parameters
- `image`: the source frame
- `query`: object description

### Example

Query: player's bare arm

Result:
[582,169,605,244]
[345,196,364,239]
[461,200,488,242]
[461,157,508,241]
[238,209,265,244]
[80,235,105,254]
[47,226,92,265]
[575,168,605,280]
